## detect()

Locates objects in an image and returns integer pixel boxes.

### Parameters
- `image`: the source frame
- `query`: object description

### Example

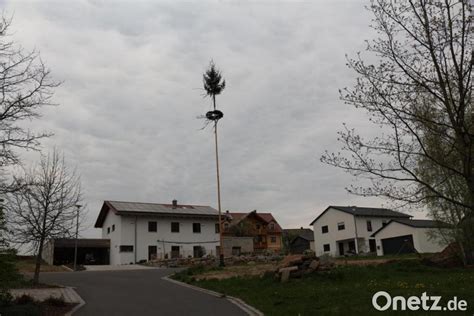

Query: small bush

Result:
[15,294,36,305]
[0,289,13,306]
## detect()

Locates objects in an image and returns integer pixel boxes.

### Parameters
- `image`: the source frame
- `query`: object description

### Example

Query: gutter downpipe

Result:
[134,216,138,263]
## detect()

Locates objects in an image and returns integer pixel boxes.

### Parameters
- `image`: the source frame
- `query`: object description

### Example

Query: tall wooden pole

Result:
[214,121,224,266]
[73,204,81,271]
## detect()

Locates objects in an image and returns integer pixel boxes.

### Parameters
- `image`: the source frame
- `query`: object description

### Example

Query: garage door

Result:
[381,235,415,255]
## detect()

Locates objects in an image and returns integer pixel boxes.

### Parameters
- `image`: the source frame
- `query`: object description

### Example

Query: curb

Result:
[162,276,264,316]
[61,265,74,272]
[65,287,85,316]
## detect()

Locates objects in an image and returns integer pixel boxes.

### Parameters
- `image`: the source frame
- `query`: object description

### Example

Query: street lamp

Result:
[73,204,81,271]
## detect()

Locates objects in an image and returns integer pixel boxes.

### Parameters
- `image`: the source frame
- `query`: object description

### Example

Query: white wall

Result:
[313,208,357,256]
[102,210,121,265]
[374,222,448,256]
[354,217,390,253]
[312,207,405,256]
[103,212,219,264]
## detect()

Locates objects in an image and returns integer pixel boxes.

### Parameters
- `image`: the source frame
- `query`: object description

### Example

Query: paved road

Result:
[40,269,246,316]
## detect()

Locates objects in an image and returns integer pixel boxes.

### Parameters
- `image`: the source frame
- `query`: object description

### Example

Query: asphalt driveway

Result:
[40,268,246,316]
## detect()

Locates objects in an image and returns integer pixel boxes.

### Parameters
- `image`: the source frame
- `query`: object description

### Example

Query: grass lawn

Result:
[173,260,474,315]
[15,256,69,274]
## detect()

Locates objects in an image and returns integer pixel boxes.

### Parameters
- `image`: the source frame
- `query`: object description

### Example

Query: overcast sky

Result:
[2,0,416,237]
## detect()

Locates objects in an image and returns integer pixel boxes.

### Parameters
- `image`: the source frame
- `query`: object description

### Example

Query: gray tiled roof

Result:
[391,219,447,228]
[107,200,219,216]
[310,205,411,225]
[371,218,450,237]
[283,228,314,241]
[331,206,411,218]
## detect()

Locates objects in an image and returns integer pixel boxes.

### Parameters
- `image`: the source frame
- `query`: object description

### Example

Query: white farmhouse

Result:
[310,206,411,257]
[94,200,220,265]
[371,219,449,256]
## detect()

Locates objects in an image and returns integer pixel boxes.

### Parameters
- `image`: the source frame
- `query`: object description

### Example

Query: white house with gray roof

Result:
[310,206,412,257]
[371,219,450,256]
[94,200,220,265]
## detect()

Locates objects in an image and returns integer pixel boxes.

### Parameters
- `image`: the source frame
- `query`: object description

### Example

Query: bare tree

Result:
[0,16,57,174]
[321,1,473,261]
[6,150,82,283]
[0,201,7,251]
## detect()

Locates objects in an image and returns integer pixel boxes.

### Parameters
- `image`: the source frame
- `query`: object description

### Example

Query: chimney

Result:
[172,199,178,208]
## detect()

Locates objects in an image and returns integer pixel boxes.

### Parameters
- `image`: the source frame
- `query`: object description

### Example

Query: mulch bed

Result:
[0,302,77,316]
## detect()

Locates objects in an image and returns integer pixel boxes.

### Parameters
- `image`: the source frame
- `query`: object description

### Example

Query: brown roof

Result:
[224,210,283,233]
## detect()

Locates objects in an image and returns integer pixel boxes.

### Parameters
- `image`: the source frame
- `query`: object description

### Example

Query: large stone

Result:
[279,266,298,283]
[279,255,304,269]
[309,259,320,270]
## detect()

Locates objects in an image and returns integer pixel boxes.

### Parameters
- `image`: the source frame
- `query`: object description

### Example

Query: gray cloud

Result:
[4,0,403,236]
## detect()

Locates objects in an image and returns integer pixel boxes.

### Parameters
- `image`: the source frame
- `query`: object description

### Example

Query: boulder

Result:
[279,266,298,283]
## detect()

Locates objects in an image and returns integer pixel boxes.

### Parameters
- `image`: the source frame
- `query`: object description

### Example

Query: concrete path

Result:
[40,269,246,316]
[10,287,82,304]
[83,264,157,271]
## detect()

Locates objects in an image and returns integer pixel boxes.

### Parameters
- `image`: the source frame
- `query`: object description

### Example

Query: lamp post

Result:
[73,204,81,271]
[203,62,226,267]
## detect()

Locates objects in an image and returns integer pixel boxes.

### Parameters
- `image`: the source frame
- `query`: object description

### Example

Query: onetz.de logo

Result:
[372,291,468,312]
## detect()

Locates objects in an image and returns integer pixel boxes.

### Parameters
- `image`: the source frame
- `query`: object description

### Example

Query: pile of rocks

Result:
[422,242,464,268]
[145,256,217,268]
[276,254,335,282]
[145,253,284,268]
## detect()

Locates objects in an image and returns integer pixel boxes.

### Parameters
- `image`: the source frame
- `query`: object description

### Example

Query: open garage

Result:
[42,238,110,266]
[380,234,415,255]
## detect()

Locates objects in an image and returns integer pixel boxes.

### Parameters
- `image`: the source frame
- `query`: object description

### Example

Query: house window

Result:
[321,225,329,234]
[337,222,345,231]
[270,236,277,243]
[119,245,133,252]
[215,223,220,233]
[232,247,241,256]
[193,246,204,258]
[224,223,229,231]
[256,224,261,230]
[107,227,110,234]
[171,222,180,233]
[193,223,201,233]
[323,244,330,252]
[148,221,157,232]
[269,223,275,230]
[112,224,115,232]
[367,220,373,232]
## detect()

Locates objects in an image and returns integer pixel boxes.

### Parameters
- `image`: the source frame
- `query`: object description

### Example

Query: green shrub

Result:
[0,251,23,288]
[15,294,36,305]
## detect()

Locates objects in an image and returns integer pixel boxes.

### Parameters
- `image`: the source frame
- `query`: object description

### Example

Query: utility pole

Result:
[203,61,226,267]
[73,204,81,271]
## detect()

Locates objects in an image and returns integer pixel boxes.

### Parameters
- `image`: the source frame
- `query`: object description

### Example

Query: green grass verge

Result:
[173,260,474,315]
